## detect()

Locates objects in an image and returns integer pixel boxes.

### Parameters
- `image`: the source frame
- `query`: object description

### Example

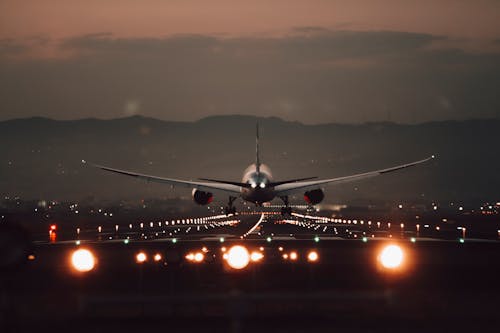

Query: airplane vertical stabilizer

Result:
[255,123,261,173]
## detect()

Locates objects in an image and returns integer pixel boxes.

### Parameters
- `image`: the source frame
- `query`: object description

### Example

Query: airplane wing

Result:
[83,161,241,195]
[274,155,435,196]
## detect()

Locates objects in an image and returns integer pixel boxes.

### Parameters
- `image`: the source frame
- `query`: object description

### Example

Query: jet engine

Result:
[304,189,324,205]
[192,189,213,205]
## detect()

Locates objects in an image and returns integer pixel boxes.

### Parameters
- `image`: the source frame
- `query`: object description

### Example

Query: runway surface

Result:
[2,210,500,332]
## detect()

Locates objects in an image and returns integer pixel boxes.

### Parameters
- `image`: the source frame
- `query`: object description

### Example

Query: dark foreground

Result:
[2,238,500,333]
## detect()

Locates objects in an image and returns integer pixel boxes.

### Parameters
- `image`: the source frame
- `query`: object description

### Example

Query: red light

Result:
[50,224,57,231]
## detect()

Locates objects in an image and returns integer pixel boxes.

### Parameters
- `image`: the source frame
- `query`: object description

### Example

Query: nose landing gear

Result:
[225,196,237,215]
[279,196,292,216]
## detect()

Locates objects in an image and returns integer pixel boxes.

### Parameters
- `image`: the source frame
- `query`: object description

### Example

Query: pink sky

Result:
[1,0,499,41]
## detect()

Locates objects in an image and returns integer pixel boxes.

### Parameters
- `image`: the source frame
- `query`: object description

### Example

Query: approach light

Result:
[226,245,250,270]
[71,248,96,272]
[250,251,264,262]
[379,244,404,269]
[136,252,147,264]
[194,252,204,262]
[307,250,319,262]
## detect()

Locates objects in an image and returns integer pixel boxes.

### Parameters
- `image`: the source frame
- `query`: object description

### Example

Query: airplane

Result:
[84,124,434,215]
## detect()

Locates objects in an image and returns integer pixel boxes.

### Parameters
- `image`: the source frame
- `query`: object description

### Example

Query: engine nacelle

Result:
[304,189,324,205]
[192,189,213,205]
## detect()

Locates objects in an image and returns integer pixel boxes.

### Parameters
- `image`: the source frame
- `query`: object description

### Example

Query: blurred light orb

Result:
[250,251,264,262]
[307,250,319,262]
[226,245,250,269]
[193,252,204,262]
[71,249,95,272]
[379,244,404,268]
[136,252,147,263]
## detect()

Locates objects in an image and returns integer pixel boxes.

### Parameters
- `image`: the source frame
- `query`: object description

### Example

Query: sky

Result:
[1,0,499,124]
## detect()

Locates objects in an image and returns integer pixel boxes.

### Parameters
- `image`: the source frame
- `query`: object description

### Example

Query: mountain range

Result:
[1,115,498,205]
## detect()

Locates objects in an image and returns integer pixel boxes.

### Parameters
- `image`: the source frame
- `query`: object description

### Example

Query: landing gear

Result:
[225,196,237,215]
[279,196,292,216]
[281,206,292,216]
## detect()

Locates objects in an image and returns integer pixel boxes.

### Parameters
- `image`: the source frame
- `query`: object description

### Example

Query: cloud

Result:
[0,28,499,123]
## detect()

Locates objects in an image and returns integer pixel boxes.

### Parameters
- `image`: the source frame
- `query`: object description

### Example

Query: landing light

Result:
[259,182,266,188]
[226,245,250,269]
[251,183,257,189]
[71,249,96,272]
[379,244,404,269]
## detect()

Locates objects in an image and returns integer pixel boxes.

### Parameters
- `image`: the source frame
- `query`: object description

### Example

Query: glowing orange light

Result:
[379,244,404,269]
[226,245,250,270]
[71,249,95,272]
[153,253,162,262]
[307,251,319,262]
[50,224,57,231]
[250,251,264,262]
[193,252,204,262]
[289,251,298,261]
[136,252,147,263]
[27,254,35,261]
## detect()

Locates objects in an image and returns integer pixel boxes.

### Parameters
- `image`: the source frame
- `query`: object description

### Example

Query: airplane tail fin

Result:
[255,123,261,173]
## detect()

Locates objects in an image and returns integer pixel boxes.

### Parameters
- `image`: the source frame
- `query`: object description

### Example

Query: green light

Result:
[362,237,368,243]
[314,236,320,243]
[123,239,129,244]
[219,237,225,243]
[266,236,272,243]
[172,238,177,244]
[459,238,465,243]
[410,237,416,243]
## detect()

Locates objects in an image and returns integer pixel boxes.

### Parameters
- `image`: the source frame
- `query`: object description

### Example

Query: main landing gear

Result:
[225,196,237,215]
[279,196,292,216]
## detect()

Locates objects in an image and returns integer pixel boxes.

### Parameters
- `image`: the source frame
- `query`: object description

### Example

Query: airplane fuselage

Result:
[241,164,276,205]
